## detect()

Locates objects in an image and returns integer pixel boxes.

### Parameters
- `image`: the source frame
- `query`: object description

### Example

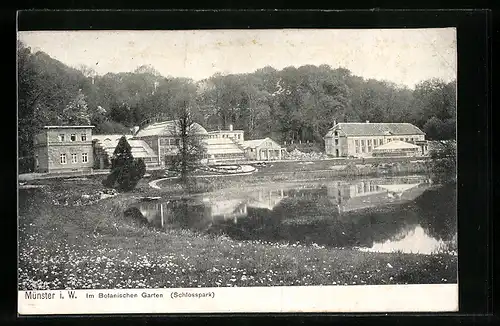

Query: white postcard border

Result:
[19,284,458,315]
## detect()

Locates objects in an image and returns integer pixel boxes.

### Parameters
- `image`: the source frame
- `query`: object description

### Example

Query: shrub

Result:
[427,140,456,184]
[102,170,118,188]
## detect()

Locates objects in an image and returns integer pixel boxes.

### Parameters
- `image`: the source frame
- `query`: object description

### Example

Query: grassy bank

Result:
[18,176,457,290]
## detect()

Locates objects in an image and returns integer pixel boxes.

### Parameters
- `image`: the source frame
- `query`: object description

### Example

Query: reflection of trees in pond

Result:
[207,207,281,240]
[208,196,421,249]
[170,199,211,231]
[413,183,456,241]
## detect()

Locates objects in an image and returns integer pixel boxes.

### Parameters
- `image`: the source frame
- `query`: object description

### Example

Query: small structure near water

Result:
[371,140,421,157]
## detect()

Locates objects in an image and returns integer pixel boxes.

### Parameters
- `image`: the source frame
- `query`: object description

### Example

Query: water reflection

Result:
[359,226,449,255]
[133,175,456,255]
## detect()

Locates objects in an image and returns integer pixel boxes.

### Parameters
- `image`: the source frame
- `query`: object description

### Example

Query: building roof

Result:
[134,120,208,138]
[325,123,425,137]
[43,125,95,129]
[95,139,157,158]
[202,138,245,155]
[372,140,420,151]
[207,129,244,134]
[92,134,133,142]
[242,137,281,149]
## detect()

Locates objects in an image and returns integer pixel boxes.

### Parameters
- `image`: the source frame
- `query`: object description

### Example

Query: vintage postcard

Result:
[17,28,458,314]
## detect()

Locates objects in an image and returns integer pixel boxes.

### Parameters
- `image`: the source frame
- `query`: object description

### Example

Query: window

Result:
[334,131,338,137]
[368,146,372,152]
[334,139,339,145]
[71,153,78,163]
[81,133,87,141]
[58,134,65,142]
[379,139,384,146]
[373,139,377,146]
[355,147,360,153]
[361,146,365,153]
[60,154,67,164]
[70,134,76,142]
[400,138,404,141]
[355,140,359,146]
[175,139,180,146]
[367,139,372,146]
[361,140,365,146]
[82,153,88,163]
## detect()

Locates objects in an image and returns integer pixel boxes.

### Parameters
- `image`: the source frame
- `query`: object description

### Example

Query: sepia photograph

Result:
[17,27,458,314]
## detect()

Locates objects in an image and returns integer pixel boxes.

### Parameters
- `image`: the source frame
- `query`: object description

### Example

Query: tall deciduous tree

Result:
[61,90,91,125]
[168,101,207,184]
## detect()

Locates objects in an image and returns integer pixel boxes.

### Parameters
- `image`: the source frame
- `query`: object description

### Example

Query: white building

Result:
[324,121,428,157]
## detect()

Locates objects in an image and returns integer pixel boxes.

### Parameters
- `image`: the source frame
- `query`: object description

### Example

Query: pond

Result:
[128,175,457,255]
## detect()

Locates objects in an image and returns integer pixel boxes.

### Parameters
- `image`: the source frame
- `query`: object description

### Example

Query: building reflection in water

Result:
[201,176,429,221]
[138,176,431,229]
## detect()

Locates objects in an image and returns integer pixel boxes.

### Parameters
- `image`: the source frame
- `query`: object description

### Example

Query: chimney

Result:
[229,124,233,131]
[333,120,337,126]
[366,120,370,123]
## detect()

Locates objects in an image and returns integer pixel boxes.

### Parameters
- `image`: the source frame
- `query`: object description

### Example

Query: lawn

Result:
[18,175,457,290]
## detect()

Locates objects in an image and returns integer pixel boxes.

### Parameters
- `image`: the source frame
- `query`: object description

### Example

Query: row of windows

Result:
[354,137,418,147]
[60,153,88,164]
[58,133,88,142]
[355,146,373,153]
[159,138,180,146]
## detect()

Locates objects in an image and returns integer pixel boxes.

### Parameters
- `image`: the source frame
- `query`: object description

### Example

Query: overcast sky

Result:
[18,28,457,88]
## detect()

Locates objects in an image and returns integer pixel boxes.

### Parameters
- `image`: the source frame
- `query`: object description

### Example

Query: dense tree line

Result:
[17,41,457,163]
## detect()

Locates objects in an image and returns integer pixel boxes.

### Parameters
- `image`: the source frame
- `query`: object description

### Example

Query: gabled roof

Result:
[134,120,208,138]
[373,140,420,151]
[208,129,244,134]
[92,134,133,143]
[242,137,281,149]
[325,123,425,137]
[43,125,95,129]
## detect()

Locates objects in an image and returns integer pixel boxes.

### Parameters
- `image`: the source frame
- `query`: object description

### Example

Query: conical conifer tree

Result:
[112,136,134,169]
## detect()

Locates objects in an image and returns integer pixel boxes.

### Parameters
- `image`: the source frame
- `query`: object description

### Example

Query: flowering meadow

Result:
[18,178,457,290]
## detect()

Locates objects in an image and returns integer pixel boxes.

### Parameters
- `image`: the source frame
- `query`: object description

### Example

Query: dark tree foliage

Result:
[102,136,146,191]
[17,42,457,166]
